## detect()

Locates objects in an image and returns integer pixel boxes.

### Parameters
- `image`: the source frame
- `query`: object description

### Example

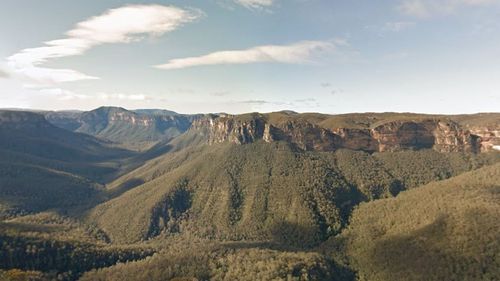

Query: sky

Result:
[0,0,499,114]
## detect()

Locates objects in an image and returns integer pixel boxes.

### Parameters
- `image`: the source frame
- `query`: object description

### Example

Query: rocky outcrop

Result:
[0,111,51,130]
[192,114,267,144]
[332,128,377,152]
[191,114,497,153]
[371,120,479,153]
[468,127,500,152]
[264,121,339,151]
[192,115,339,151]
[46,107,193,145]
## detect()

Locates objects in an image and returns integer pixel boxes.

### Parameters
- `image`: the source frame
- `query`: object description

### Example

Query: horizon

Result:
[0,105,498,117]
[1,0,500,114]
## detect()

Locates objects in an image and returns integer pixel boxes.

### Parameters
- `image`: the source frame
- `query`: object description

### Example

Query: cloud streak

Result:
[398,0,500,18]
[7,4,199,85]
[0,69,9,78]
[98,93,152,101]
[155,40,338,70]
[235,0,275,9]
[384,21,416,32]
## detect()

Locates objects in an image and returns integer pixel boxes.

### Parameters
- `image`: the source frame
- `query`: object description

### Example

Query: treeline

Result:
[80,238,354,281]
[0,234,153,280]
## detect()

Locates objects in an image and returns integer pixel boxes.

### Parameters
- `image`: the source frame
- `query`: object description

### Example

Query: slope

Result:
[0,110,134,218]
[333,163,500,281]
[46,107,194,149]
[87,127,499,246]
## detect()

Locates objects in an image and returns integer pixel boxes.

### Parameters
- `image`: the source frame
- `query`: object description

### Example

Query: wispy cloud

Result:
[235,0,275,9]
[0,69,9,78]
[384,21,416,32]
[365,21,416,35]
[6,4,200,86]
[210,91,231,97]
[398,0,500,18]
[98,93,153,101]
[239,99,270,105]
[233,97,320,112]
[39,88,90,101]
[155,40,340,70]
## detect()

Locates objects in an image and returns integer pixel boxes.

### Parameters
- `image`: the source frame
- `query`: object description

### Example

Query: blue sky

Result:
[0,0,499,114]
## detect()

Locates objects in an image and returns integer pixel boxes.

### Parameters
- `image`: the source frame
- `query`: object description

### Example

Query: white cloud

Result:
[0,69,8,78]
[38,88,90,101]
[235,0,275,9]
[155,40,338,70]
[7,4,199,86]
[398,0,500,18]
[384,21,416,32]
[98,93,151,101]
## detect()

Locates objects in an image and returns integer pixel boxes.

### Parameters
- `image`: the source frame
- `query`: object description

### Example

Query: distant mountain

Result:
[133,108,179,116]
[45,107,198,149]
[0,110,134,218]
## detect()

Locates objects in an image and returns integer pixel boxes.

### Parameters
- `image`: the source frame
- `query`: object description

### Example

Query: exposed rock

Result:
[192,114,266,145]
[191,114,497,153]
[46,107,193,145]
[0,111,51,129]
[468,127,500,152]
[371,120,479,153]
[332,128,377,152]
[192,115,338,151]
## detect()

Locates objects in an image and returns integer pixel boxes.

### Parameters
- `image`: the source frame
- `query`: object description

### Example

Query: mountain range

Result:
[0,107,499,281]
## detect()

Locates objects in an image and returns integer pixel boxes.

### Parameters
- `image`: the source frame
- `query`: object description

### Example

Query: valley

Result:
[0,108,499,281]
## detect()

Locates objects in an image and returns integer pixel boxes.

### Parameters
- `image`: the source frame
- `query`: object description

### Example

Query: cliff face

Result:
[468,127,500,152]
[192,115,339,151]
[0,111,52,130]
[79,107,189,132]
[371,120,479,153]
[191,114,498,153]
[47,107,193,145]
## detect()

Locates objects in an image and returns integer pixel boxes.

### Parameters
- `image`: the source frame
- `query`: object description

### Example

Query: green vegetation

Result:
[0,109,499,281]
[80,238,352,281]
[0,212,153,280]
[331,163,500,281]
[88,141,362,246]
[88,138,498,246]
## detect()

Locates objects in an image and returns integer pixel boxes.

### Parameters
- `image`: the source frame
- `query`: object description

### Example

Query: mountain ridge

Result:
[191,112,500,153]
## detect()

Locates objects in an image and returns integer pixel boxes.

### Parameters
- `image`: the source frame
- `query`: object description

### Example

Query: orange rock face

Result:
[191,114,498,153]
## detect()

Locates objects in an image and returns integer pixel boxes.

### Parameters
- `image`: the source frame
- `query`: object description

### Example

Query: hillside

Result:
[0,108,499,281]
[45,107,196,149]
[329,163,500,281]
[80,161,500,281]
[87,135,499,245]
[0,212,153,280]
[0,111,135,218]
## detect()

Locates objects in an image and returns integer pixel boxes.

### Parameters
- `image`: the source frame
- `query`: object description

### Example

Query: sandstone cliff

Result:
[46,107,193,145]
[191,113,499,153]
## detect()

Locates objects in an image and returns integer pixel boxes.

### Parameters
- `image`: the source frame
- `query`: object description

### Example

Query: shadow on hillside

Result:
[107,178,146,198]
[218,220,357,281]
[366,208,498,280]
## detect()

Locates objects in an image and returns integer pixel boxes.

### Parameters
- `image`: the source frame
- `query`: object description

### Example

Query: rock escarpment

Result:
[467,127,500,152]
[46,107,193,145]
[371,120,479,153]
[191,113,499,153]
[0,111,51,130]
